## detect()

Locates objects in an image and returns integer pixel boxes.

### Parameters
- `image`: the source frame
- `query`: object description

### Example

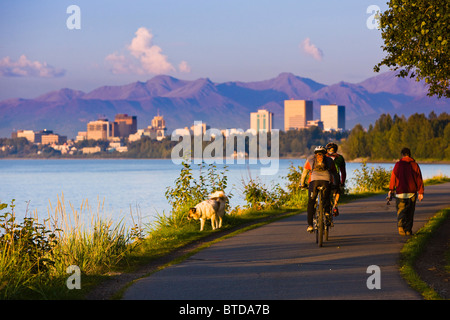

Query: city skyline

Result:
[11,97,346,143]
[0,1,388,101]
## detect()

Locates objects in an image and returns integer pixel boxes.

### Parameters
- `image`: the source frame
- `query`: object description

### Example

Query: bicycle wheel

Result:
[315,217,319,244]
[317,193,324,247]
[318,211,324,247]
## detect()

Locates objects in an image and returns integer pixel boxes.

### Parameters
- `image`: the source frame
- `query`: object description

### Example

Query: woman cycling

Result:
[300,146,340,233]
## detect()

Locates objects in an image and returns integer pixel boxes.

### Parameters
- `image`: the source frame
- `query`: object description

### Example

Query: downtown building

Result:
[12,129,67,144]
[84,114,137,141]
[128,114,168,142]
[284,100,313,131]
[114,114,137,138]
[320,104,345,131]
[250,109,273,132]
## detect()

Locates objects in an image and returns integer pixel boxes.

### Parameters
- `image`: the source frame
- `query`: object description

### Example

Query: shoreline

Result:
[1,156,449,165]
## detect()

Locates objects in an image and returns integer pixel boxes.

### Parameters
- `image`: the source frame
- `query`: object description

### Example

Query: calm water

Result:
[1,159,449,228]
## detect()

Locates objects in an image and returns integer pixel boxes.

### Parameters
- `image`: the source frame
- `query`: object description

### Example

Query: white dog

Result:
[188,199,220,231]
[208,190,228,229]
[188,191,228,231]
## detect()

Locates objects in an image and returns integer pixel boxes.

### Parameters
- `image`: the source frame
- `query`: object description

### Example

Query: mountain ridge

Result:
[1,71,448,139]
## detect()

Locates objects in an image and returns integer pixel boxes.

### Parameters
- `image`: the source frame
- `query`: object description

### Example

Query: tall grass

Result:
[0,194,141,299]
[48,194,141,275]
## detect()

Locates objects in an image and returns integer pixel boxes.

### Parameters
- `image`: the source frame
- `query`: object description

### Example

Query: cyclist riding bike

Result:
[300,146,340,233]
[325,142,347,215]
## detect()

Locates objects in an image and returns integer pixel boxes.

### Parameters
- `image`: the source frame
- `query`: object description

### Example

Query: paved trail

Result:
[124,183,450,300]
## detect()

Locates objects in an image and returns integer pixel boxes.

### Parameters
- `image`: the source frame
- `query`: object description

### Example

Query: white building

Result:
[320,104,345,131]
[250,109,273,132]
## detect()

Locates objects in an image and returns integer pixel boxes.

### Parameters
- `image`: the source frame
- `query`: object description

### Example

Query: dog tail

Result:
[209,190,227,200]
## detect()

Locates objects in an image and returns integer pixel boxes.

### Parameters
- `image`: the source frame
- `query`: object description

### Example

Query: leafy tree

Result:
[342,112,449,160]
[341,124,370,159]
[374,0,450,98]
[444,123,450,158]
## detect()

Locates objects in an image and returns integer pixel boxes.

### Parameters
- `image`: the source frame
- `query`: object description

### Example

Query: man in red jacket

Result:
[388,148,424,236]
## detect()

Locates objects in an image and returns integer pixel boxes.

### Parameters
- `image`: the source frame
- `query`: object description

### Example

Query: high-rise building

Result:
[151,115,166,129]
[87,119,112,140]
[284,100,313,131]
[150,114,167,141]
[250,109,273,132]
[113,114,137,138]
[320,104,345,131]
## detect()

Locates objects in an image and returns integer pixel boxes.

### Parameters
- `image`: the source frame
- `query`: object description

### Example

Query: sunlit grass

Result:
[0,194,141,299]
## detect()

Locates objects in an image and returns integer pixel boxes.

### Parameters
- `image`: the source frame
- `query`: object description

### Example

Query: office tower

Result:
[284,100,313,131]
[114,114,137,138]
[87,119,112,140]
[320,104,345,131]
[250,109,273,132]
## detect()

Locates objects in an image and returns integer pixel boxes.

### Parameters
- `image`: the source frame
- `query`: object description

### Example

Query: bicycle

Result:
[301,184,335,247]
[313,185,329,247]
[313,186,333,247]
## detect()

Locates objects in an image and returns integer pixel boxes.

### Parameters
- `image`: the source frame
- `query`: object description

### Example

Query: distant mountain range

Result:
[1,71,449,139]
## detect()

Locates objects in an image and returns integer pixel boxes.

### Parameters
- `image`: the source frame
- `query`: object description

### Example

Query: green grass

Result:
[0,195,140,299]
[423,174,450,186]
[399,208,450,300]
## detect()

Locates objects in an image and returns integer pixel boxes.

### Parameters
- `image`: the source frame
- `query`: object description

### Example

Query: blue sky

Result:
[0,0,388,100]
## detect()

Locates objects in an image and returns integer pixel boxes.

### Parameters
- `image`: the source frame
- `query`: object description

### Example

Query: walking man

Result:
[388,148,424,235]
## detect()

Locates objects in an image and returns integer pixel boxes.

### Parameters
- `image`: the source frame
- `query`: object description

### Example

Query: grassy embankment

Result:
[399,174,450,300]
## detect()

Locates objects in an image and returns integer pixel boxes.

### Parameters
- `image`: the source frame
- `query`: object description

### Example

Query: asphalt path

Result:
[123,183,450,300]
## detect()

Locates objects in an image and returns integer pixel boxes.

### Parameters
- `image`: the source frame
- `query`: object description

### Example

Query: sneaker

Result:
[398,227,406,236]
[307,225,314,233]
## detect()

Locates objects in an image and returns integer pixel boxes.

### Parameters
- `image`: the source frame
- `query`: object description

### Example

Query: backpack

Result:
[311,156,332,172]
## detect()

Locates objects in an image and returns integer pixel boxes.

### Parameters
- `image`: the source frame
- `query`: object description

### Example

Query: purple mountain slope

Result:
[0,71,448,138]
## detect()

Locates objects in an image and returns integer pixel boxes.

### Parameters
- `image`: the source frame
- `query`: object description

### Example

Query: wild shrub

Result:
[351,161,391,192]
[0,200,60,298]
[162,159,231,229]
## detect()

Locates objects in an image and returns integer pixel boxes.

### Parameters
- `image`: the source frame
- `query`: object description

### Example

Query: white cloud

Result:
[106,27,190,75]
[178,60,191,73]
[300,38,324,61]
[105,52,135,75]
[0,55,65,78]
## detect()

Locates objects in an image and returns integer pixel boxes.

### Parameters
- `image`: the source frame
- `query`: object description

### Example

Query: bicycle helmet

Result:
[326,142,338,152]
[314,146,327,154]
